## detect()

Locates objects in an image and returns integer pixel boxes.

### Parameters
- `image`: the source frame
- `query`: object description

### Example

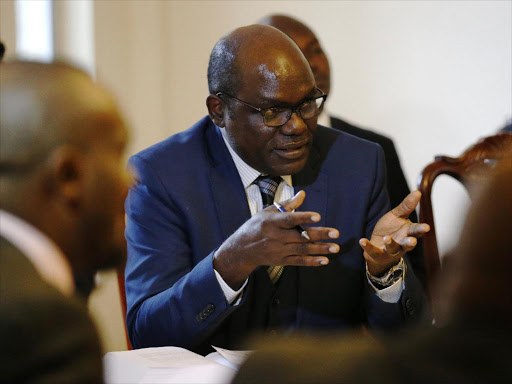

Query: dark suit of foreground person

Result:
[125,25,429,355]
[0,61,130,383]
[234,146,512,384]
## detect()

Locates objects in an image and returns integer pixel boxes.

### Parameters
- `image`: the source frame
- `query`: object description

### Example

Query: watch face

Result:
[388,269,402,281]
[379,267,403,285]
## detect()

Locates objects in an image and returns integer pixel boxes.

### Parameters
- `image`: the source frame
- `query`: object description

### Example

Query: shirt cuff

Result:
[366,258,406,304]
[367,275,405,303]
[214,269,248,305]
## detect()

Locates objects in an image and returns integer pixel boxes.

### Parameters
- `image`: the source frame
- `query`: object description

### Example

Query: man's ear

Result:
[206,94,226,127]
[43,145,86,210]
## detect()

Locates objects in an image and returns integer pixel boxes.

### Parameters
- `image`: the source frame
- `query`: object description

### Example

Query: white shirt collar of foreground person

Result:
[0,209,74,297]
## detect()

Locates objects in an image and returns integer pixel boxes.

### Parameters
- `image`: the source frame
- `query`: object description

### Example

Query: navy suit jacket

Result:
[125,117,426,353]
[330,116,426,288]
[330,116,412,213]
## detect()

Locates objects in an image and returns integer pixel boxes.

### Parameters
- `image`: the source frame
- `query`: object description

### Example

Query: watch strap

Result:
[367,258,405,289]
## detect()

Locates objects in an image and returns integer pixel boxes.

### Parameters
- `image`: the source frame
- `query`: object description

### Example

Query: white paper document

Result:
[104,346,238,384]
[208,346,253,369]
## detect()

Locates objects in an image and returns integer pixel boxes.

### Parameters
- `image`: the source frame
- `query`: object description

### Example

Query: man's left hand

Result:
[359,190,430,276]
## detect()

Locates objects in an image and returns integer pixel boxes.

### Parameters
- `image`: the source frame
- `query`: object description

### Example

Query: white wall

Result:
[5,0,511,353]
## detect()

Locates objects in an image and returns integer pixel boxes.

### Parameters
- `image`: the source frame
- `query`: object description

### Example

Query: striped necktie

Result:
[254,175,284,284]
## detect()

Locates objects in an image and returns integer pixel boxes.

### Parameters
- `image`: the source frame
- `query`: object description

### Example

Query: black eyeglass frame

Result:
[215,87,327,127]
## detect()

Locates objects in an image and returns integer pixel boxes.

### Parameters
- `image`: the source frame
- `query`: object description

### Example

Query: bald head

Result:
[259,15,331,95]
[259,14,315,39]
[0,61,120,174]
[0,61,130,281]
[206,24,319,176]
[207,24,312,97]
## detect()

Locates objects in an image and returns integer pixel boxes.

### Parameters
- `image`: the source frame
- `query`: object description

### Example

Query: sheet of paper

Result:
[211,346,253,367]
[104,346,236,384]
[140,365,236,384]
[112,346,212,367]
[205,352,238,370]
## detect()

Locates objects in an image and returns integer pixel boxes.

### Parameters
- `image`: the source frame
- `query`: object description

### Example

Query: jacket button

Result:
[405,298,415,315]
[196,304,216,322]
[205,304,215,313]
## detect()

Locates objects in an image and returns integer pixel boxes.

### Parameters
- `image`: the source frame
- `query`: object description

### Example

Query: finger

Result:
[383,236,402,257]
[399,236,417,252]
[286,241,340,256]
[301,227,339,241]
[279,190,306,212]
[406,222,430,237]
[273,211,322,229]
[359,238,384,261]
[284,255,330,267]
[391,190,421,219]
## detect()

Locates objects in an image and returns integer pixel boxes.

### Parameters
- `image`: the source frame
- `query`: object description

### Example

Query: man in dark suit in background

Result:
[259,14,425,286]
[234,145,512,384]
[0,61,131,383]
[125,24,429,356]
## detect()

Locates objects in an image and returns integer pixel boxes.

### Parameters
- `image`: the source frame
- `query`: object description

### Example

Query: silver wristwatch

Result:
[367,258,405,288]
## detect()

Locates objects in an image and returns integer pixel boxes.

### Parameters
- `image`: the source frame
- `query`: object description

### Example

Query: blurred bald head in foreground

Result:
[234,146,512,384]
[0,61,130,283]
[0,61,130,382]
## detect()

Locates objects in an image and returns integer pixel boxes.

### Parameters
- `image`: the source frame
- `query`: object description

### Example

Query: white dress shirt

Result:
[214,126,404,304]
[0,209,75,297]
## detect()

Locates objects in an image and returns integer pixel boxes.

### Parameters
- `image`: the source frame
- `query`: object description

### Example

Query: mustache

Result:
[275,137,311,150]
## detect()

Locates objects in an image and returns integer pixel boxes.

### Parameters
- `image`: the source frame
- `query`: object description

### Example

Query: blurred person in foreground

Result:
[125,24,429,355]
[234,145,512,383]
[0,61,131,383]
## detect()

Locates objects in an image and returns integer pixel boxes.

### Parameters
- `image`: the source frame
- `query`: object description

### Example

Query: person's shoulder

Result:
[0,238,103,383]
[0,237,91,321]
[131,116,215,165]
[315,124,382,155]
[329,115,395,148]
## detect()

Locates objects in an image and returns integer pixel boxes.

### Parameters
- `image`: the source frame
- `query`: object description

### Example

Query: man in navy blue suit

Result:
[125,24,429,355]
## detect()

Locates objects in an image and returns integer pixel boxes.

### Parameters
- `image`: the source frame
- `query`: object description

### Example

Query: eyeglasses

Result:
[216,88,327,127]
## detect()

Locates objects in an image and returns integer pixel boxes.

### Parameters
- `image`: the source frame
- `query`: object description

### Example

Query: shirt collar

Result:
[0,209,75,297]
[219,126,292,188]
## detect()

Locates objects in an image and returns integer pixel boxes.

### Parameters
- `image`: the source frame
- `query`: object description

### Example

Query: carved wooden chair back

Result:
[417,132,512,315]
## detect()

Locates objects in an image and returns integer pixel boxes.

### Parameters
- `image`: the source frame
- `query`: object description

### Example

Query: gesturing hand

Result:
[359,191,430,277]
[214,190,340,289]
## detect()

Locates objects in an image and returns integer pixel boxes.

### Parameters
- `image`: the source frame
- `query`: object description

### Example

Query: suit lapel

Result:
[292,145,328,225]
[206,123,251,240]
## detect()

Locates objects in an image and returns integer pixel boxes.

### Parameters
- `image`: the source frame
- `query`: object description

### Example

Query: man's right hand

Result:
[213,190,340,289]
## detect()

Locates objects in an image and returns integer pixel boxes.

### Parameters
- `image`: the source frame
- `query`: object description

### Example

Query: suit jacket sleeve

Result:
[362,146,426,328]
[125,154,238,349]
